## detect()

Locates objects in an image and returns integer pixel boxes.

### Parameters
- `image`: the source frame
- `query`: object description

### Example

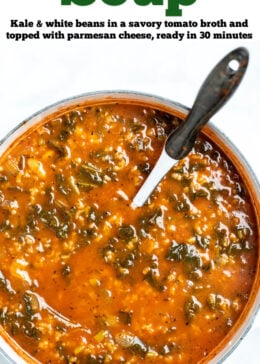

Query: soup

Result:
[0,101,258,363]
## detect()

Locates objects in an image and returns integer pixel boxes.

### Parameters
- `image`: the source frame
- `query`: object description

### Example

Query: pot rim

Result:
[0,90,259,364]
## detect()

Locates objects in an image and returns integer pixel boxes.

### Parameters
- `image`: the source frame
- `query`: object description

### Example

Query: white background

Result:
[0,0,259,363]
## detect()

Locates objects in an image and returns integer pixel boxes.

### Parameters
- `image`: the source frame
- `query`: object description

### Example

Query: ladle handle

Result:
[165,47,249,160]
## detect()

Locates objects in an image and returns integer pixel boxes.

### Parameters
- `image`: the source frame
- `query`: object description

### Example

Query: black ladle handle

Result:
[165,47,249,160]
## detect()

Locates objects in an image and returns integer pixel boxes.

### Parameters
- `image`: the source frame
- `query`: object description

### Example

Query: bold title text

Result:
[61,0,197,17]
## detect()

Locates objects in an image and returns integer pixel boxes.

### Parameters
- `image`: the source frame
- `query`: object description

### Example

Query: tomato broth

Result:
[0,101,258,364]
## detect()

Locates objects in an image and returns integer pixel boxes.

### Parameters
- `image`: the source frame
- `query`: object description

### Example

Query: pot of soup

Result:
[0,90,259,364]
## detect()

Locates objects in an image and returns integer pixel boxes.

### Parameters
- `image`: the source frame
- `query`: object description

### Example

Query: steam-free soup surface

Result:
[0,103,258,364]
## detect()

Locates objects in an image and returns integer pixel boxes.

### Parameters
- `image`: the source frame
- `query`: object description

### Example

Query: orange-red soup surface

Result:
[0,103,258,364]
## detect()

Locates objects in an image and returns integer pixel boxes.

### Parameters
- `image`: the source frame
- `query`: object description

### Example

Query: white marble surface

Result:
[0,0,259,363]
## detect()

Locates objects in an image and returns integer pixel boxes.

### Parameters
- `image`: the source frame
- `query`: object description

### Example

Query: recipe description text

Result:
[6,18,252,42]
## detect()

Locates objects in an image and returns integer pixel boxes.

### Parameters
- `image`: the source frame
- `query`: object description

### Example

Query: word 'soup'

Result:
[61,0,197,17]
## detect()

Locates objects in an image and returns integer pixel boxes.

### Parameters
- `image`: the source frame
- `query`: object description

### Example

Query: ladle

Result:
[132,47,249,208]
